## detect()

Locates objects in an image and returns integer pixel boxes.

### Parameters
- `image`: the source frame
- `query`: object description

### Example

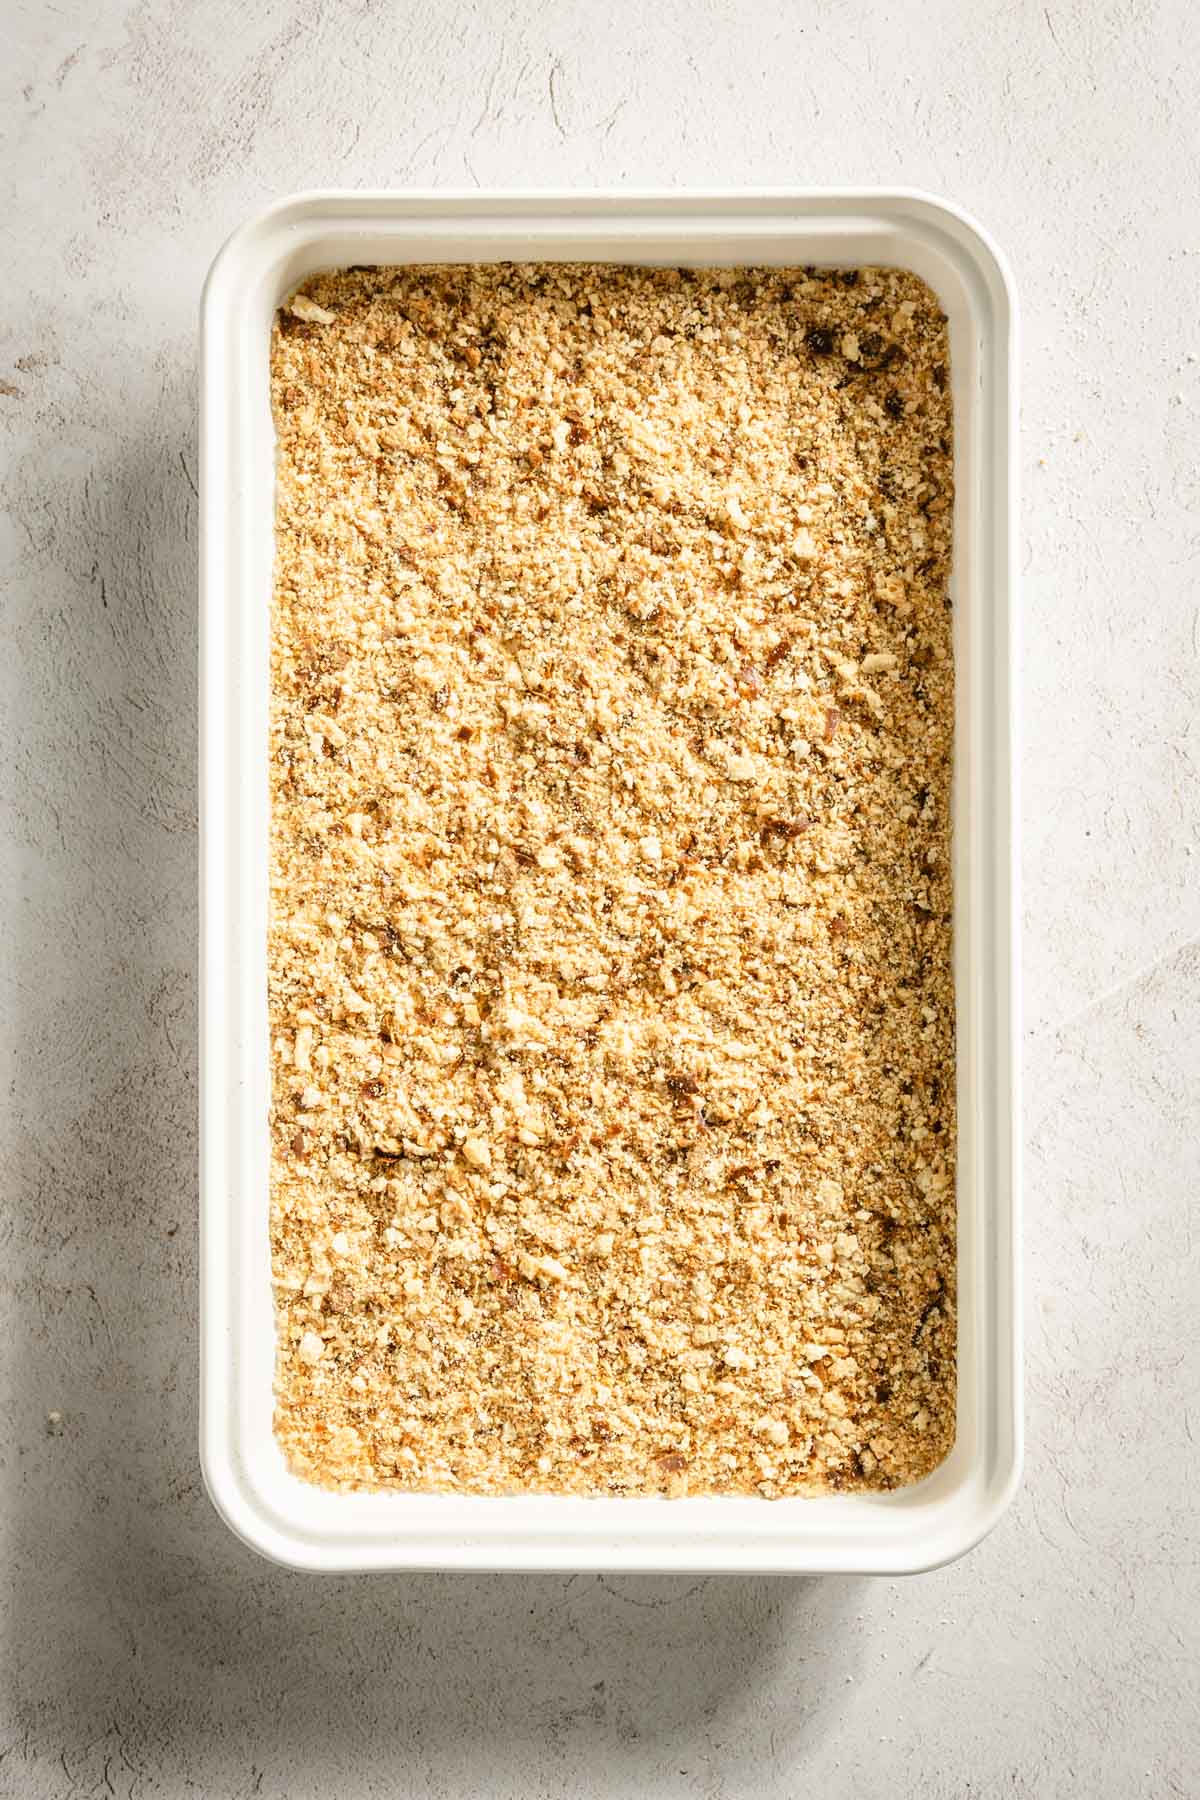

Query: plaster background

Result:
[2,2,1198,1793]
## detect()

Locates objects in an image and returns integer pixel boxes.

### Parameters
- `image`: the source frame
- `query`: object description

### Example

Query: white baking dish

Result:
[200,189,1020,1572]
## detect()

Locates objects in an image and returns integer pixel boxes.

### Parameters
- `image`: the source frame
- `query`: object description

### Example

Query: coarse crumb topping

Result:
[268,261,956,1497]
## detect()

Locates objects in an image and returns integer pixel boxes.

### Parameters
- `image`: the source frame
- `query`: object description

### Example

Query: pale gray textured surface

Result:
[2,1,1198,1794]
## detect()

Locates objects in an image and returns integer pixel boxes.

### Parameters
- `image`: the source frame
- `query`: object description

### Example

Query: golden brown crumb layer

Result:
[268,262,956,1497]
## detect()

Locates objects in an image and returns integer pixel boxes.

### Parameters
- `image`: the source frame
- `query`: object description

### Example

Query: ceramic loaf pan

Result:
[200,189,1020,1572]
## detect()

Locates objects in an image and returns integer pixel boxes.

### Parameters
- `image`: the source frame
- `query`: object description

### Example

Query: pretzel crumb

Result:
[269,262,956,1497]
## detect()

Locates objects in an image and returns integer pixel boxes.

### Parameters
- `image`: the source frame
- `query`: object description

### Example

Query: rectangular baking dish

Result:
[200,189,1020,1572]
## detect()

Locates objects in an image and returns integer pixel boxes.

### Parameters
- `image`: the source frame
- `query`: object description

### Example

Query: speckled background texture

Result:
[2,2,1197,1795]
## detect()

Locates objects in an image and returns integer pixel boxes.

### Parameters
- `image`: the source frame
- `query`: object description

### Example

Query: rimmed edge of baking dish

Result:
[200,188,1020,1572]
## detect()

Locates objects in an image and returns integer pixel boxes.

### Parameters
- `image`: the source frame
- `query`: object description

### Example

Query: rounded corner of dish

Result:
[887,188,1018,334]
[899,1444,1024,1577]
[200,191,345,330]
[199,1420,331,1573]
